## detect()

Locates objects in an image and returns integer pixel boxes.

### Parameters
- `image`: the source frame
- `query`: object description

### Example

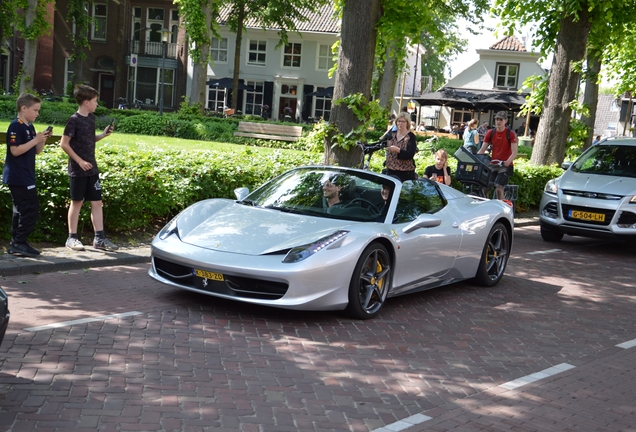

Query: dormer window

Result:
[495,63,519,90]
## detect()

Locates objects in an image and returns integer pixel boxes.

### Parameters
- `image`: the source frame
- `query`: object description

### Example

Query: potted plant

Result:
[284,106,293,121]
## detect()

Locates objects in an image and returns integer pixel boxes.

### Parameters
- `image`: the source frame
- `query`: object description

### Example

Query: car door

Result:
[389,180,462,293]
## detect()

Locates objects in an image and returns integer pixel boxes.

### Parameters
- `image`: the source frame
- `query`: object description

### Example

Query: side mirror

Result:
[561,161,572,170]
[234,187,250,201]
[402,214,442,234]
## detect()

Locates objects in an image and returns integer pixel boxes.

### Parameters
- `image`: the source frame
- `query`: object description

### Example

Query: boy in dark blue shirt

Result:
[2,94,52,257]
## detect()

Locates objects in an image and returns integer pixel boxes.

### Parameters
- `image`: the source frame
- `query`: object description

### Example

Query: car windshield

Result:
[572,144,636,178]
[242,168,397,222]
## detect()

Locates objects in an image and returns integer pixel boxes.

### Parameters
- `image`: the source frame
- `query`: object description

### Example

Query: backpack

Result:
[485,127,511,145]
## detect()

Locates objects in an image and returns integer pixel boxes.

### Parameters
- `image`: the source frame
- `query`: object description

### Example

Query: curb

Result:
[0,216,538,277]
[0,246,151,277]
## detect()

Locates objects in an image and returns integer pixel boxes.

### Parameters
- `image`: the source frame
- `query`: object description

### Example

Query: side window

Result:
[394,180,446,223]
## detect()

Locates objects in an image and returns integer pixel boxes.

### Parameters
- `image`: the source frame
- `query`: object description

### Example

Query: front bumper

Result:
[539,191,636,240]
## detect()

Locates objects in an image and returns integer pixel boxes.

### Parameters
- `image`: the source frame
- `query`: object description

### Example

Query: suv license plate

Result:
[193,269,224,281]
[569,210,605,222]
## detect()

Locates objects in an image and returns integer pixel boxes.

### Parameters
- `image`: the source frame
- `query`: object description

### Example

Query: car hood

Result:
[179,202,354,255]
[560,171,636,195]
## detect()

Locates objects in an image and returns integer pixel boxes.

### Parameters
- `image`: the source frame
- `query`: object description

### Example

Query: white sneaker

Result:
[65,237,85,251]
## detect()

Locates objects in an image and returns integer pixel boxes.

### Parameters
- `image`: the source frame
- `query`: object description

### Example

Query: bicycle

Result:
[117,97,129,109]
[133,98,152,110]
[454,146,518,212]
[357,140,387,171]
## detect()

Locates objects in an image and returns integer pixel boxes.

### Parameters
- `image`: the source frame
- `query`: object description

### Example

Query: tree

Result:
[15,0,53,92]
[326,0,382,167]
[175,0,218,112]
[497,0,636,165]
[327,0,489,166]
[66,0,91,89]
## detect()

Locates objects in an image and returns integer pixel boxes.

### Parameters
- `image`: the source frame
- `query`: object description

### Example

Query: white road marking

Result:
[372,414,433,431]
[527,248,562,255]
[616,338,636,349]
[24,311,143,332]
[500,363,576,390]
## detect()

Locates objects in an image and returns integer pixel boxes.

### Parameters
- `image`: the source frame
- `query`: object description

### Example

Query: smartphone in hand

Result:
[45,125,53,134]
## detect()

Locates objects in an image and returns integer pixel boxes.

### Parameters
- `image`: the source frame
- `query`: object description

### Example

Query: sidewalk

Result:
[0,211,539,277]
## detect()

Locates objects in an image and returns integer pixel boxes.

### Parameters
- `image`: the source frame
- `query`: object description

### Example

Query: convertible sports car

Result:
[149,166,514,319]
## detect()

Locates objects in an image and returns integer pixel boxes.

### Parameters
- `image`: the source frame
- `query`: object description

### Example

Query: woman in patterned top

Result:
[383,112,418,182]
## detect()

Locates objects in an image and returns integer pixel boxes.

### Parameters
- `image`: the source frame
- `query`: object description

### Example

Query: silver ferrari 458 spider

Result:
[149,166,514,319]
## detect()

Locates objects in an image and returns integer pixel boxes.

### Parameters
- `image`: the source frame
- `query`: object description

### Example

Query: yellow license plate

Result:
[193,269,224,281]
[570,210,605,222]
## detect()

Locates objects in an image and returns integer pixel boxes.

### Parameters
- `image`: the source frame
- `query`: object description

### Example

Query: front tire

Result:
[473,222,510,287]
[345,243,392,320]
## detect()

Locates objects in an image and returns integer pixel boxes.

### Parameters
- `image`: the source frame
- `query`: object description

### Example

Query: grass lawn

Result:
[0,120,305,155]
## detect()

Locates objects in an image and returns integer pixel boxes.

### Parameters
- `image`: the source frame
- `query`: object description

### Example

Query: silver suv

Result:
[539,137,636,242]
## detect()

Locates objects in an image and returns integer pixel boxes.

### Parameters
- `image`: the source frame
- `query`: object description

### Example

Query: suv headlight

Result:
[544,179,558,194]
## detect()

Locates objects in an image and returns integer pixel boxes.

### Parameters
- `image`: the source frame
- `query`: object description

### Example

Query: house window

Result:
[207,87,225,111]
[248,40,266,65]
[148,8,164,22]
[283,42,302,68]
[135,67,157,105]
[244,81,264,115]
[495,63,519,89]
[64,59,74,95]
[452,108,473,125]
[170,9,179,44]
[160,69,174,108]
[211,38,228,63]
[313,87,331,121]
[92,4,107,41]
[317,44,334,71]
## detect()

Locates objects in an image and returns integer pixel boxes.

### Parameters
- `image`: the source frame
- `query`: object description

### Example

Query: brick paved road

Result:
[0,226,634,431]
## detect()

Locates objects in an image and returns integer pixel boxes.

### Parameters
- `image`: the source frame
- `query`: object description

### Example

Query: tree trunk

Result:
[378,43,398,111]
[325,0,382,167]
[19,0,39,93]
[581,49,601,150]
[531,10,592,166]
[189,2,214,113]
[231,3,246,111]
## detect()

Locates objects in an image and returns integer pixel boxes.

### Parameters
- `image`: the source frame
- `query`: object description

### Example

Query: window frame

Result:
[247,39,267,66]
[316,43,334,71]
[494,63,519,90]
[91,3,107,41]
[210,37,229,64]
[243,81,265,115]
[282,42,302,68]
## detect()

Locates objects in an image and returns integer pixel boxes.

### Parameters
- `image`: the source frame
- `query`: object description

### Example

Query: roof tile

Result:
[489,36,527,52]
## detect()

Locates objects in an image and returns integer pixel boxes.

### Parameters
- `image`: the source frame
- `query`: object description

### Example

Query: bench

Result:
[234,121,303,142]
[0,131,61,145]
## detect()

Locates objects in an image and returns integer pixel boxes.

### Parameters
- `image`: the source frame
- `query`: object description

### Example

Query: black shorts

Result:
[488,165,513,188]
[69,174,102,201]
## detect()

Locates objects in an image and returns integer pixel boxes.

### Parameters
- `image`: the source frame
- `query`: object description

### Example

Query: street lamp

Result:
[159,27,172,116]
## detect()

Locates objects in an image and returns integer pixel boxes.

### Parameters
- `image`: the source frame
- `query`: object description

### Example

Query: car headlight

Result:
[544,179,558,194]
[283,230,349,263]
[158,215,180,240]
[630,196,636,203]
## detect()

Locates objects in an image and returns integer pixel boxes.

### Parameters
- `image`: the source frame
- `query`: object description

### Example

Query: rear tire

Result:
[473,222,510,287]
[345,243,392,320]
[540,223,564,242]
